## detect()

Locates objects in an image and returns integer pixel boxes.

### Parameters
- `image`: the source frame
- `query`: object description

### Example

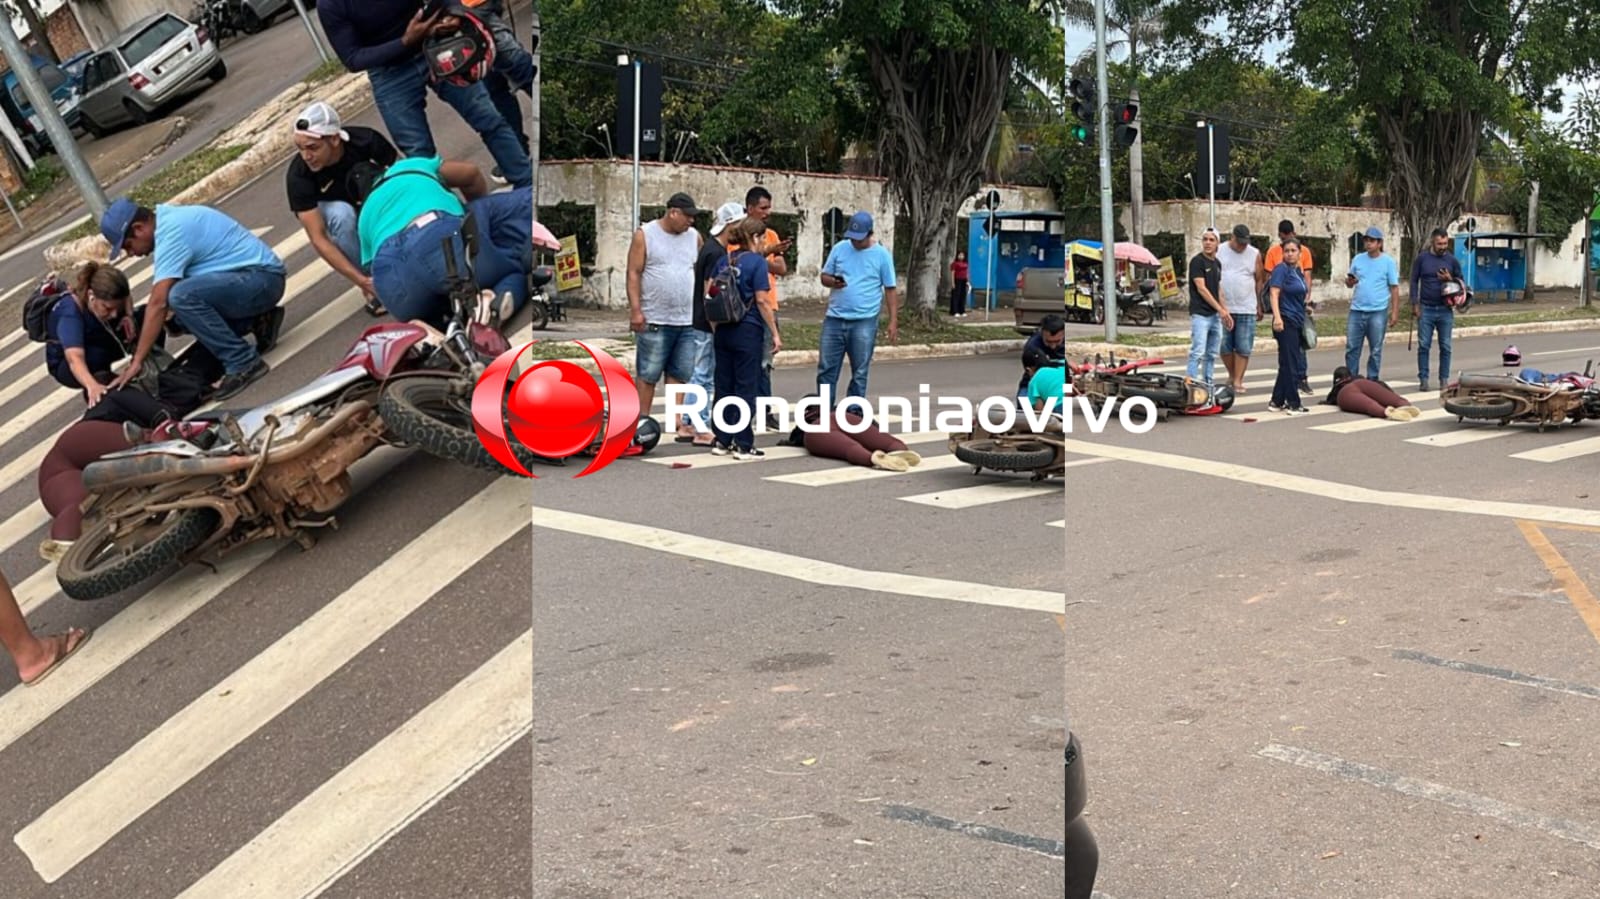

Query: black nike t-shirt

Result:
[693,239,729,333]
[284,126,399,213]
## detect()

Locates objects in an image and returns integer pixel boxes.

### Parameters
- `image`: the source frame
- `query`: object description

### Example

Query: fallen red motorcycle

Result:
[1070,355,1235,421]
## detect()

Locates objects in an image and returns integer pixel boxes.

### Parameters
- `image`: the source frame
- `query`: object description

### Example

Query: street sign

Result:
[1156,257,1181,300]
[555,236,583,292]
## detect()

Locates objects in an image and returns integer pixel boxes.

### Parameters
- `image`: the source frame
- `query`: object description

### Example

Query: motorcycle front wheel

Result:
[953,439,1057,472]
[57,506,219,601]
[528,297,551,331]
[379,375,558,476]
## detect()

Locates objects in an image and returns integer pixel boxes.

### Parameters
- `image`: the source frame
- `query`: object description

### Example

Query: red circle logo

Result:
[470,341,640,477]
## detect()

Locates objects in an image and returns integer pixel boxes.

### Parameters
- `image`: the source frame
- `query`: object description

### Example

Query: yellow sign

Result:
[555,235,583,292]
[1156,257,1181,300]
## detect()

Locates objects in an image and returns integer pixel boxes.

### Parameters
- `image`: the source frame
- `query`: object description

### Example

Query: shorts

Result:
[635,323,698,385]
[1220,313,1257,357]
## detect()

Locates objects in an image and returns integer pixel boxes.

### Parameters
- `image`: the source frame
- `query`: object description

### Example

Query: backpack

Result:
[24,272,70,342]
[704,251,752,326]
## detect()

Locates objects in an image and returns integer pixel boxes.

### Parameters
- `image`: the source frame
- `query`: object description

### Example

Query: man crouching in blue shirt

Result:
[101,197,286,402]
[817,211,899,401]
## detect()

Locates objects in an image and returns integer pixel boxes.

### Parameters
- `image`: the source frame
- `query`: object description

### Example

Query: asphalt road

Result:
[0,76,534,897]
[531,355,1069,897]
[1067,329,1600,898]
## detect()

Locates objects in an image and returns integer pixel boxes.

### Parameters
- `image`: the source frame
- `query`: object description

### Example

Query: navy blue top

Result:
[1409,249,1464,307]
[709,250,771,325]
[45,295,127,375]
[1268,262,1308,324]
[317,0,426,72]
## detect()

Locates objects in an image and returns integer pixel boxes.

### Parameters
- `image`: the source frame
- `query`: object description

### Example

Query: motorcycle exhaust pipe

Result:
[83,402,374,493]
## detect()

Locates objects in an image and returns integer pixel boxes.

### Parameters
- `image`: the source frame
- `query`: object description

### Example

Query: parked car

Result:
[76,12,226,139]
[0,55,82,156]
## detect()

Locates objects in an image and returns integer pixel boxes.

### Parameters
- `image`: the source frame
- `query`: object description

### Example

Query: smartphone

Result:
[420,0,447,17]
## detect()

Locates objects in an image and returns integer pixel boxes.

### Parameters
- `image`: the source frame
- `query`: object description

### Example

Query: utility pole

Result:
[1094,0,1116,343]
[619,54,640,230]
[0,14,106,224]
[287,0,332,64]
[1525,179,1539,302]
[1129,84,1143,245]
[530,4,540,221]
[1197,119,1216,231]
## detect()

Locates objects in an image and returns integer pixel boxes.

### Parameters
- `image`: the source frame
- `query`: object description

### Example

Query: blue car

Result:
[0,55,82,156]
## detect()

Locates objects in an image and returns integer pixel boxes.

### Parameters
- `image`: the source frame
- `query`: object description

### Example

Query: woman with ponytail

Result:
[44,262,153,405]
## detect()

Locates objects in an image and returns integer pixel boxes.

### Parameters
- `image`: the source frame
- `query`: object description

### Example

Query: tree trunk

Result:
[864,32,1011,312]
[1378,107,1481,262]
[17,1,58,63]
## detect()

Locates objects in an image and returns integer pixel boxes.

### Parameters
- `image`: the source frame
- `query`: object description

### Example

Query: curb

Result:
[515,337,1029,379]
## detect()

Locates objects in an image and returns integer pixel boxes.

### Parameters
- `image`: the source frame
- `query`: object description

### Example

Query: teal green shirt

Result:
[1027,365,1067,409]
[356,157,465,266]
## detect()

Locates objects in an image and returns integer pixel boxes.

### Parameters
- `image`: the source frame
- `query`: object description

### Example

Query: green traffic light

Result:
[1071,125,1089,143]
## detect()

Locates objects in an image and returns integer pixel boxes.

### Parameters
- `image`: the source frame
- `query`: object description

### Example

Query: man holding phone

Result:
[1344,226,1400,380]
[817,211,898,401]
[744,186,791,413]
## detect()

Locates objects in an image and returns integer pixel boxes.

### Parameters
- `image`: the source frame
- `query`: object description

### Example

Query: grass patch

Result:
[1293,304,1600,338]
[305,58,348,87]
[14,157,65,209]
[612,319,1013,352]
[58,144,252,243]
[520,341,614,361]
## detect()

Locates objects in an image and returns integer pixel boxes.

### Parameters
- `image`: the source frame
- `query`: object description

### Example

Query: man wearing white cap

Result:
[286,101,398,316]
[676,201,745,444]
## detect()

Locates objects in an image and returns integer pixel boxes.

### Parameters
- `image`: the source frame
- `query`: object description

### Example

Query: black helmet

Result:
[1210,384,1235,413]
[423,5,497,88]
[632,415,662,453]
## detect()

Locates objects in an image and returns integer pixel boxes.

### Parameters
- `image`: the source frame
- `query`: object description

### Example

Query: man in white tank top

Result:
[627,192,705,419]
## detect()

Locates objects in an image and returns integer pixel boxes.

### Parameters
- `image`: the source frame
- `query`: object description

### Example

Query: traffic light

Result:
[1069,78,1095,145]
[530,23,539,80]
[1114,102,1138,149]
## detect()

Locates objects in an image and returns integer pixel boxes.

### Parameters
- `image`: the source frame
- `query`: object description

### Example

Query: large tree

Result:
[782,0,1061,317]
[1173,0,1600,251]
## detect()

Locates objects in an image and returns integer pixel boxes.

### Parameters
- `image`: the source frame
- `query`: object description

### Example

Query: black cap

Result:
[666,192,703,215]
[1232,224,1250,240]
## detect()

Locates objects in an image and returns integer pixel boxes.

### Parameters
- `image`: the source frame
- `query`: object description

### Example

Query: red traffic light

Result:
[1117,102,1138,124]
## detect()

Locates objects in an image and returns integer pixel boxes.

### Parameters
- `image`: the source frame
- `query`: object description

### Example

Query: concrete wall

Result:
[69,0,194,48]
[1135,199,1591,291]
[538,158,1057,308]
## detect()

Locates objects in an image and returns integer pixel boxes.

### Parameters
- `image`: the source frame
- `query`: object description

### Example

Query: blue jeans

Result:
[816,315,879,400]
[1187,313,1223,383]
[369,188,531,329]
[1345,309,1389,380]
[366,55,532,188]
[1271,321,1306,409]
[319,201,363,273]
[758,311,776,398]
[635,324,698,385]
[167,268,285,374]
[1417,305,1453,383]
[712,317,763,450]
[681,329,715,432]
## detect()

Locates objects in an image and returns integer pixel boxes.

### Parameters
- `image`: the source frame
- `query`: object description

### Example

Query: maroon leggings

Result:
[39,420,131,540]
[1337,379,1411,418]
[802,411,908,467]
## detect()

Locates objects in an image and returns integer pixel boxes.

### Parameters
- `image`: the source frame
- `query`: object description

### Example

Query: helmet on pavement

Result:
[422,5,497,88]
[632,415,662,453]
[1503,344,1521,367]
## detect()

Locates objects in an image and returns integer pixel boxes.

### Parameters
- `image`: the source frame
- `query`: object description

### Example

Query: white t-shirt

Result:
[1216,241,1260,315]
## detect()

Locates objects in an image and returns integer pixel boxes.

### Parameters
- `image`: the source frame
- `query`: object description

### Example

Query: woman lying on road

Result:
[780,397,923,472]
[0,566,89,686]
[1321,366,1420,420]
[37,420,137,562]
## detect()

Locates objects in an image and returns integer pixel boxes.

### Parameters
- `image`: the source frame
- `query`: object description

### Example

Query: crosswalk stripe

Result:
[899,480,1061,509]
[765,453,969,486]
[0,506,50,558]
[1405,427,1518,447]
[173,630,533,899]
[642,429,952,470]
[1309,406,1451,433]
[1509,434,1600,463]
[14,477,530,884]
[1046,519,1065,528]
[528,506,1063,614]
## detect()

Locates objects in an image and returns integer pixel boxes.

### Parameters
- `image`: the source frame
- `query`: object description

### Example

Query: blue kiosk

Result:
[967,210,1067,309]
[1452,230,1556,303]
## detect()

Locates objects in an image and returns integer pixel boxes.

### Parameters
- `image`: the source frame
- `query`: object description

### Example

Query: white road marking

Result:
[528,507,1063,614]
[13,479,530,883]
[1510,434,1600,463]
[1259,743,1600,850]
[764,452,968,486]
[642,429,951,470]
[1058,438,1600,527]
[1405,428,1518,447]
[899,480,1061,509]
[1232,389,1436,423]
[1309,407,1452,433]
[173,631,533,899]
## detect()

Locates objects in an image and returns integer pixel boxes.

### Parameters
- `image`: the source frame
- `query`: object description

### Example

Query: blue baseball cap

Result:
[843,211,873,240]
[101,197,139,261]
[1364,226,1384,240]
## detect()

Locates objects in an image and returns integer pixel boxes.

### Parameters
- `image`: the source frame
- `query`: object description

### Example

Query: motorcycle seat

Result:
[1456,372,1562,393]
[531,266,554,289]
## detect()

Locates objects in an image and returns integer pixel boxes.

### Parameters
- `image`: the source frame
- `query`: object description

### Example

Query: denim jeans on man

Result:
[1345,310,1389,380]
[168,269,286,374]
[1416,304,1453,384]
[712,317,764,451]
[817,316,879,400]
[366,55,531,188]
[320,200,364,273]
[680,330,715,434]
[1187,312,1224,383]
[757,312,777,398]
[370,188,532,328]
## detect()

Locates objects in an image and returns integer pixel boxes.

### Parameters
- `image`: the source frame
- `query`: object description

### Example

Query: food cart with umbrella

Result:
[1062,239,1166,326]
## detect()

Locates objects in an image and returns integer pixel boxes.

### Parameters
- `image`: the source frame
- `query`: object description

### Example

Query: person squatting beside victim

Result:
[1322,366,1421,421]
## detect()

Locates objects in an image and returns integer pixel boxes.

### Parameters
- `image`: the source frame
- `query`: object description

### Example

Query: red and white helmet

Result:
[423,5,497,88]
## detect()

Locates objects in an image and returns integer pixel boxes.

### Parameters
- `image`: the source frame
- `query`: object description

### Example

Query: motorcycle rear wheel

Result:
[379,376,555,476]
[528,298,551,331]
[57,506,219,601]
[953,439,1057,472]
[1442,398,1517,421]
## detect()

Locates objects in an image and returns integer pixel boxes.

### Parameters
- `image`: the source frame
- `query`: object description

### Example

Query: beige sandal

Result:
[870,450,910,472]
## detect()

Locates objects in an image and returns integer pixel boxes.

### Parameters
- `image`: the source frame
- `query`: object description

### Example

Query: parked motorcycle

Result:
[526,264,564,330]
[1071,355,1235,421]
[57,222,554,601]
[1440,363,1600,432]
[1070,269,1164,328]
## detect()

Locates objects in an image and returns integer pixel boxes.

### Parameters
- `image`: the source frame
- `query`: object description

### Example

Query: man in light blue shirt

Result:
[1344,226,1401,380]
[817,211,899,400]
[101,196,287,402]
